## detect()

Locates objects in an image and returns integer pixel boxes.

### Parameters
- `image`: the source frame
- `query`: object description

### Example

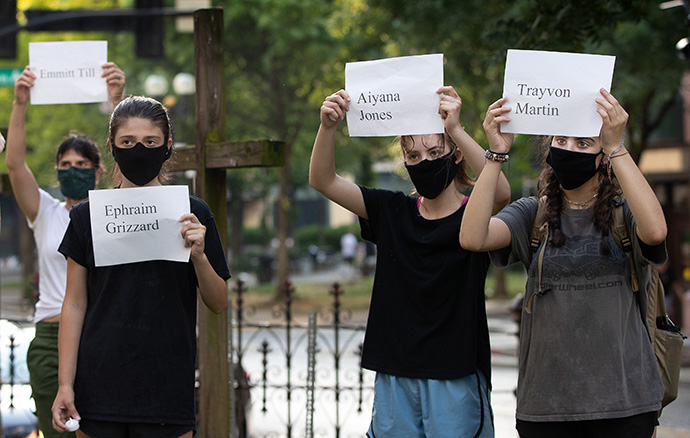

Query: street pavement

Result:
[2,266,690,437]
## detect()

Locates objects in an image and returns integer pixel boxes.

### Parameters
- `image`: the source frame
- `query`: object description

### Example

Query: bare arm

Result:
[460,97,514,251]
[437,86,511,215]
[52,258,87,432]
[6,67,41,222]
[309,90,368,219]
[180,213,228,314]
[596,89,666,246]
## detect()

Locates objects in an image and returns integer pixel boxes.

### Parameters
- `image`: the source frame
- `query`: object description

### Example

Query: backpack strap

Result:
[611,200,640,293]
[526,196,550,314]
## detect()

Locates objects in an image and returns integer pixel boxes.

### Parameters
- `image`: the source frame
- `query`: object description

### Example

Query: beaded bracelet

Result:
[606,141,626,181]
[485,149,510,162]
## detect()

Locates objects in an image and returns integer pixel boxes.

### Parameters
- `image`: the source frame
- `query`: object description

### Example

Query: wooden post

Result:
[186,9,285,437]
[194,9,229,438]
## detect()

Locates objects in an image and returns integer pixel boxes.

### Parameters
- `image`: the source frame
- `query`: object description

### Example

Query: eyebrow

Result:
[118,135,163,141]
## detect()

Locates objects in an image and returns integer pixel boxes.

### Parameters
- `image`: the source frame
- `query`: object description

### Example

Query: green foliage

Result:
[1,0,686,236]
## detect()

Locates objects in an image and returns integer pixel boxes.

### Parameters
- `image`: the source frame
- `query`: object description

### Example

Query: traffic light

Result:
[136,0,165,59]
[0,0,17,59]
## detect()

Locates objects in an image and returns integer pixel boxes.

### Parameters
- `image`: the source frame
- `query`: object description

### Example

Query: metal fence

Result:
[230,280,375,438]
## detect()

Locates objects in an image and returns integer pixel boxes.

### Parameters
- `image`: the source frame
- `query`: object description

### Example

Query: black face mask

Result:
[545,146,602,190]
[112,142,171,186]
[404,150,461,199]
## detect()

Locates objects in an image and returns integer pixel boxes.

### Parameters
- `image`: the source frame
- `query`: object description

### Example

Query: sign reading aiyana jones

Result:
[501,50,616,137]
[345,53,444,137]
[29,41,108,105]
[89,185,191,267]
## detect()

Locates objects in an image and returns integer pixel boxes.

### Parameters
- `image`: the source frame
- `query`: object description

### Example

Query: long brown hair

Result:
[535,136,621,255]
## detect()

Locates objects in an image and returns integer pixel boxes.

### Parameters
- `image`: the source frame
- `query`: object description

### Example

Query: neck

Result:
[562,186,599,209]
[121,179,162,188]
[65,197,85,210]
[419,187,465,219]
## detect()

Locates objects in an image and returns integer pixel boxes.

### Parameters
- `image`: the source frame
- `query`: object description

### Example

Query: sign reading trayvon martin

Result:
[89,186,191,267]
[29,41,108,105]
[501,50,616,137]
[345,54,444,137]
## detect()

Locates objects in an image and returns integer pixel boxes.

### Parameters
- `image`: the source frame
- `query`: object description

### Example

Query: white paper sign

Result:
[89,186,191,267]
[345,54,444,137]
[29,41,108,105]
[501,50,616,137]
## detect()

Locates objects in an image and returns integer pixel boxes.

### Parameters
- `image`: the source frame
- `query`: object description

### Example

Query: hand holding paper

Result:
[483,97,514,155]
[596,88,628,154]
[437,86,463,133]
[180,213,206,259]
[13,67,35,106]
[321,90,351,126]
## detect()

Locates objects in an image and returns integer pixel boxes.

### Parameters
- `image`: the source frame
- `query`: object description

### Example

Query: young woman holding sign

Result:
[310,86,511,437]
[459,89,666,438]
[6,63,124,438]
[51,96,230,438]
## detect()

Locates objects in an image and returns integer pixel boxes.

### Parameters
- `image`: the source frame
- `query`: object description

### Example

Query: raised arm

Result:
[52,258,87,433]
[6,67,40,222]
[102,62,126,107]
[460,97,513,251]
[309,90,368,219]
[596,89,666,246]
[437,86,511,214]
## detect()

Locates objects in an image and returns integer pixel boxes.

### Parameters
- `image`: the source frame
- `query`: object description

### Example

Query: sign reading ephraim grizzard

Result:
[501,49,616,138]
[89,185,191,267]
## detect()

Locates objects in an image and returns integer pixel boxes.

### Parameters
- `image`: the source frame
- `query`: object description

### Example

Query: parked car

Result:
[1,319,38,438]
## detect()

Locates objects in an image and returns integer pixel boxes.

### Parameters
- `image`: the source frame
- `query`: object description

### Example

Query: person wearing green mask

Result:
[5,63,125,438]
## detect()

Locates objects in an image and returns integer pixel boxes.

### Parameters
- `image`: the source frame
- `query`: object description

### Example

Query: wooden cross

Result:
[172,9,285,437]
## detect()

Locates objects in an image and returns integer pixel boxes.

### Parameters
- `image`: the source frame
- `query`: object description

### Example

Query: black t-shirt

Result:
[59,195,230,425]
[358,186,491,381]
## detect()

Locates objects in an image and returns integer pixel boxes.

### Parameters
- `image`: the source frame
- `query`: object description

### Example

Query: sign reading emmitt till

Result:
[89,185,191,267]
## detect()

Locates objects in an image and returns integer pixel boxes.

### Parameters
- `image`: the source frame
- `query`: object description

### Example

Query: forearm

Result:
[309,125,338,192]
[6,101,28,170]
[611,153,667,245]
[460,159,505,250]
[448,125,511,212]
[58,299,86,389]
[193,253,228,314]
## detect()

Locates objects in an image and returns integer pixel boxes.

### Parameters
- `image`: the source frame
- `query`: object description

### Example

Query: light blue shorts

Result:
[366,371,494,438]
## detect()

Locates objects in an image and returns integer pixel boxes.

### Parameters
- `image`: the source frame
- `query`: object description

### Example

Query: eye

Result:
[554,137,566,146]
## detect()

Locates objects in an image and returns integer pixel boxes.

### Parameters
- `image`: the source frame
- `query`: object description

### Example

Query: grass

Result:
[229,266,527,314]
[228,275,375,314]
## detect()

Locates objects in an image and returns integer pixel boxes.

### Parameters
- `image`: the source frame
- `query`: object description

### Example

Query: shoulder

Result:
[190,196,213,221]
[359,185,412,206]
[495,196,539,223]
[70,199,91,217]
